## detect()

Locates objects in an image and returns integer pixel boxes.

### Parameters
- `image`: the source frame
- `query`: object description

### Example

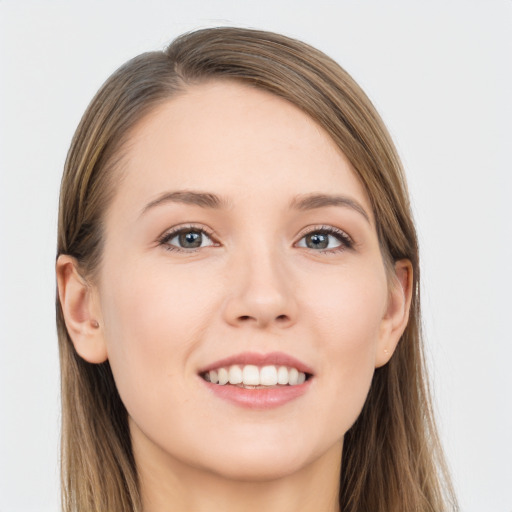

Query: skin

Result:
[57,81,412,512]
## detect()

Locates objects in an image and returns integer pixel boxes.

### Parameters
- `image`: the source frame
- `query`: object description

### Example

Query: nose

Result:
[222,246,298,330]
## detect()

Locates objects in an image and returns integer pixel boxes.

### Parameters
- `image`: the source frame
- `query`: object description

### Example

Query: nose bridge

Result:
[223,234,297,328]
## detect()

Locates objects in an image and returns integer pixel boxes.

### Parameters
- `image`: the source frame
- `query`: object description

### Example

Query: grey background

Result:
[1,1,511,510]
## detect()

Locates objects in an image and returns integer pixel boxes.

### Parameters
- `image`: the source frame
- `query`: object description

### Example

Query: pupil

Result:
[307,233,328,249]
[179,231,202,248]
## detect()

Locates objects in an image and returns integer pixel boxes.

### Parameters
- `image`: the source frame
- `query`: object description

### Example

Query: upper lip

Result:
[198,351,314,375]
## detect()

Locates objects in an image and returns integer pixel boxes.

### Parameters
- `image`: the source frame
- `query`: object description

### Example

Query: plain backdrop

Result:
[1,1,511,511]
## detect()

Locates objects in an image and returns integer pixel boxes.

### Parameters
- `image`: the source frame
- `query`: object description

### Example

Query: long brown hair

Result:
[57,27,457,511]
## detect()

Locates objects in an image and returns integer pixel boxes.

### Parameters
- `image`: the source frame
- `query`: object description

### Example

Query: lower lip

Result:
[201,379,312,409]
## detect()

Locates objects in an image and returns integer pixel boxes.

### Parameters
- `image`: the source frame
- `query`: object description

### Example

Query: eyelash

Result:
[157,224,218,253]
[157,224,354,254]
[295,225,354,254]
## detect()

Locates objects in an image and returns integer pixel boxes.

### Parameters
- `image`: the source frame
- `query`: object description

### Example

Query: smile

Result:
[201,364,310,387]
[198,352,314,409]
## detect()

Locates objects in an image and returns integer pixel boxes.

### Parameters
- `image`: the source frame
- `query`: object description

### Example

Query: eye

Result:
[158,226,216,252]
[295,226,353,252]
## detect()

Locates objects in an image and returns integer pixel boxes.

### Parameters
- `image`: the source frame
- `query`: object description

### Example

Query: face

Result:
[91,81,403,481]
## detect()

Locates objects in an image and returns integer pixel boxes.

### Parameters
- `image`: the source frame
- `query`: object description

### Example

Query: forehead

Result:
[110,80,372,217]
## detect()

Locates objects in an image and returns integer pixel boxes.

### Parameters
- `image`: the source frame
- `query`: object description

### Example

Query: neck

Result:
[132,425,342,512]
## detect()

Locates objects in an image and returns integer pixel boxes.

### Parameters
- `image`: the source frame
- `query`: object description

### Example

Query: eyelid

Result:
[294,224,354,252]
[156,223,354,253]
[157,223,220,251]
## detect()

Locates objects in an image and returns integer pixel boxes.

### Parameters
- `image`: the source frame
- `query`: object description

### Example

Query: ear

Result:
[375,259,413,368]
[56,254,108,363]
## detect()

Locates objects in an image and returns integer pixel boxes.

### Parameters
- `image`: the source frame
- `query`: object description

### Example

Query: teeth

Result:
[260,365,278,386]
[204,364,308,387]
[288,367,299,386]
[228,365,242,385]
[218,367,229,385]
[277,366,289,385]
[242,365,260,385]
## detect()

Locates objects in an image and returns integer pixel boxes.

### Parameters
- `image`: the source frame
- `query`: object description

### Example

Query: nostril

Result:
[234,313,292,326]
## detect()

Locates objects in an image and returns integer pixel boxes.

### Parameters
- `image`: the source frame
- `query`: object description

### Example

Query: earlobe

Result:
[375,259,413,368]
[56,255,108,364]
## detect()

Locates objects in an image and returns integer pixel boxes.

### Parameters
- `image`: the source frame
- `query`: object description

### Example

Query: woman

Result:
[55,27,457,511]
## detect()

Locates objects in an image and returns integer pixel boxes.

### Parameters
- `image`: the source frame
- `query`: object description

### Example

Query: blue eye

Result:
[296,227,353,252]
[159,228,215,251]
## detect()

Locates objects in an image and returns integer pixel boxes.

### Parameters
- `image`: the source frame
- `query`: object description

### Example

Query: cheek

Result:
[302,266,387,431]
[98,258,219,418]
[308,265,387,353]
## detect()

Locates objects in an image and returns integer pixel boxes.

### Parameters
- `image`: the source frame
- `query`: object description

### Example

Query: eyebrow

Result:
[140,190,370,223]
[290,193,371,223]
[140,190,230,216]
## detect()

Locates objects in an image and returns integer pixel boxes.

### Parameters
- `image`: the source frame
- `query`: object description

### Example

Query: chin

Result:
[187,428,331,483]
[202,450,313,483]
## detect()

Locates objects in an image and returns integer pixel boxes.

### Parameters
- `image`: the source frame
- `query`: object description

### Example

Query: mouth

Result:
[200,364,312,388]
[197,352,314,408]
